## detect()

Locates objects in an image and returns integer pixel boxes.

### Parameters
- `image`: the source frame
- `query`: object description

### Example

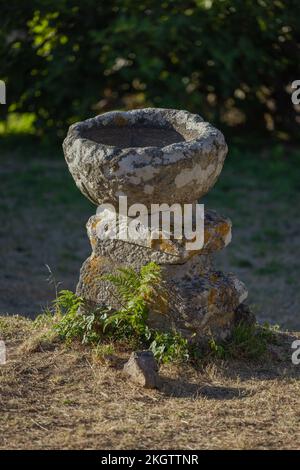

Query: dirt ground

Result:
[0,317,300,450]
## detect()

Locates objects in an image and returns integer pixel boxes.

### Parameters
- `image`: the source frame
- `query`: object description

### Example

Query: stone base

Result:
[76,209,254,344]
[77,252,250,343]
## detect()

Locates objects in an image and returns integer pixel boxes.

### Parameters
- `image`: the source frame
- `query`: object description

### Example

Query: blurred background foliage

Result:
[0,0,299,141]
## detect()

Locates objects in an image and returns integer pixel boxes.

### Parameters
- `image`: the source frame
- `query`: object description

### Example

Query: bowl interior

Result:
[82,126,190,148]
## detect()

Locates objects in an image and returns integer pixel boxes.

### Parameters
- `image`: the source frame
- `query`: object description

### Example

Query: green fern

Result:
[53,290,103,345]
[103,267,141,303]
[103,262,162,303]
[101,262,162,336]
[49,264,190,364]
[53,289,83,317]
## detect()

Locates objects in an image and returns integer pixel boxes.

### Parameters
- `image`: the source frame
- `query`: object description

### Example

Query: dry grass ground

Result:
[0,316,300,450]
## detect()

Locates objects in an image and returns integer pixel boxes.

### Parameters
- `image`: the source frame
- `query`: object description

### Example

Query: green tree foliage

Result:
[1,0,299,139]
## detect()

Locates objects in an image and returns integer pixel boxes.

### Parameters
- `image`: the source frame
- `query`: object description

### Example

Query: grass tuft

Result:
[209,322,280,360]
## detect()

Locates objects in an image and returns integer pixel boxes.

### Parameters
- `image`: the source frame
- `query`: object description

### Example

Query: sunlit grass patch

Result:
[0,113,36,135]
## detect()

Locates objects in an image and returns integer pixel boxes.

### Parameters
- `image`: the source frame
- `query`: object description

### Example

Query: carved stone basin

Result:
[63,108,228,207]
[63,108,253,343]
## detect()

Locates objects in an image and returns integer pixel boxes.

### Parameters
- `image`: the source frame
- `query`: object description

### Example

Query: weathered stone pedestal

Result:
[76,208,249,343]
[63,108,254,344]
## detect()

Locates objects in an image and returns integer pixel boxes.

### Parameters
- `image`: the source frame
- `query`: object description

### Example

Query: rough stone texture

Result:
[63,108,228,208]
[86,209,232,265]
[123,351,159,388]
[234,303,256,326]
[63,108,253,344]
[76,250,248,343]
[75,206,246,342]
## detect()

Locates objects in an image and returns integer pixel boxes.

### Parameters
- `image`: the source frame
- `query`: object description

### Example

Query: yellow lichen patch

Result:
[209,272,220,283]
[216,221,231,238]
[91,217,99,231]
[184,247,202,259]
[203,227,211,245]
[82,255,108,286]
[114,115,128,127]
[213,310,234,328]
[90,236,96,249]
[149,290,169,316]
[203,226,221,251]
[207,288,217,306]
[150,235,179,255]
[200,220,231,253]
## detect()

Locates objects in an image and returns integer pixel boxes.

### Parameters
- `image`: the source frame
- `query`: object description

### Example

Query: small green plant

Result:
[102,262,162,338]
[209,322,280,360]
[102,262,189,363]
[40,263,280,365]
[92,342,116,362]
[33,308,54,329]
[53,289,83,316]
[230,322,280,359]
[46,263,189,363]
[53,290,103,345]
[209,338,226,359]
[149,331,190,364]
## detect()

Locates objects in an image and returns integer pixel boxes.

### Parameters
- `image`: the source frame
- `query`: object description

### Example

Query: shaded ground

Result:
[0,316,299,450]
[0,139,299,329]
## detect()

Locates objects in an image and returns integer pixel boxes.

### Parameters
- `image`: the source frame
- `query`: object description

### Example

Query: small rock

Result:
[123,351,159,389]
